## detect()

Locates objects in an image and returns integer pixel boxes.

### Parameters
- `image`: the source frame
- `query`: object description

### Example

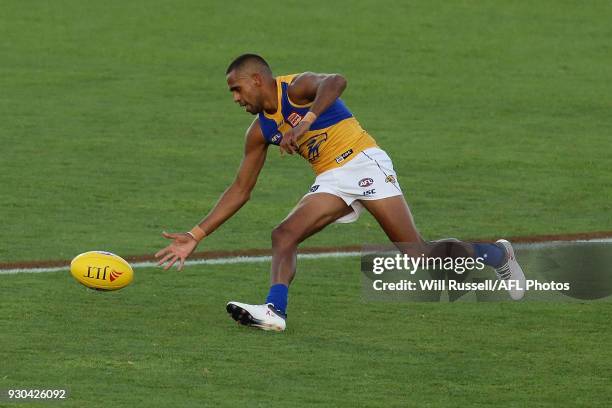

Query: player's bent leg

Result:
[270,193,352,286]
[227,193,352,331]
[360,195,525,300]
[360,196,466,258]
[358,195,425,249]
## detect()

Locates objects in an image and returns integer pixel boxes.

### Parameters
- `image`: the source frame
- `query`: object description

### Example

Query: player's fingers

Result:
[290,140,299,153]
[284,140,295,155]
[178,257,185,271]
[162,231,179,239]
[157,252,174,266]
[154,247,169,258]
[164,255,179,271]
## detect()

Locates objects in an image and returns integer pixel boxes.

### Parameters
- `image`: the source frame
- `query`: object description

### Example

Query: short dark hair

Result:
[226,53,271,75]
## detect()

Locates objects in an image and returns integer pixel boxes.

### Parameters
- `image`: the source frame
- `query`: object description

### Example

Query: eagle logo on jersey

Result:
[299,133,328,162]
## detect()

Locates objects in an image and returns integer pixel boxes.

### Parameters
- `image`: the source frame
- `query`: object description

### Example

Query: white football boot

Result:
[494,239,526,300]
[226,301,286,331]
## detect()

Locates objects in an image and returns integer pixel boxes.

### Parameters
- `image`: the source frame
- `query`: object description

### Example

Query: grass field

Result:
[2,258,612,407]
[1,0,612,406]
[1,0,611,262]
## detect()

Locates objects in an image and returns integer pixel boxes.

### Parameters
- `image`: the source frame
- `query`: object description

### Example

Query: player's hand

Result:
[279,121,311,155]
[155,231,198,271]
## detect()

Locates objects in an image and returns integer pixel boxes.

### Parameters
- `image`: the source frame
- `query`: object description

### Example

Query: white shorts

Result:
[304,147,403,223]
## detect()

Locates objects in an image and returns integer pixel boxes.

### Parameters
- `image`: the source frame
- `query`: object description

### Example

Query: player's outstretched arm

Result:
[155,119,268,270]
[280,72,347,154]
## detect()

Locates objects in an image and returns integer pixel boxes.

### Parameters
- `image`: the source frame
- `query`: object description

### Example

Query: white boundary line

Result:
[0,252,362,275]
[1,239,610,276]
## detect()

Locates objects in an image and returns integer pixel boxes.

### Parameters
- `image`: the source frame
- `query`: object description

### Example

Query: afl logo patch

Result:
[270,132,282,144]
[358,177,374,188]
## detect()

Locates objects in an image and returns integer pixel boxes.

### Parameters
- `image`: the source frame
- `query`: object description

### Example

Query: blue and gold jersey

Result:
[258,74,377,175]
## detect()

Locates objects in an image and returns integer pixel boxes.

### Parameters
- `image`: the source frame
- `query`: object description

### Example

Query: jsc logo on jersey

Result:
[358,177,374,187]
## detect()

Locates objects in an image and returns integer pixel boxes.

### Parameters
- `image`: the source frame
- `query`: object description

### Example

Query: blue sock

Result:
[265,284,288,315]
[473,243,506,268]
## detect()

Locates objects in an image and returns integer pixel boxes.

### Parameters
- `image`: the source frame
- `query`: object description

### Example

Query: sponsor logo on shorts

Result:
[270,132,282,144]
[385,175,396,184]
[335,149,354,164]
[363,188,376,196]
[309,185,320,193]
[358,177,374,188]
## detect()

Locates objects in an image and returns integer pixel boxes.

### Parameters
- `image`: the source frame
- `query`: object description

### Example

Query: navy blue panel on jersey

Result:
[257,76,354,146]
[280,82,353,131]
[258,113,282,145]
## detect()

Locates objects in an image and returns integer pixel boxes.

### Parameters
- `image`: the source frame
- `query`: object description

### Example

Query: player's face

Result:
[226,70,264,114]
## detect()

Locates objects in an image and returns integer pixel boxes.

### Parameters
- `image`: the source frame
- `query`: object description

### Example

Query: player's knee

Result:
[271,224,299,249]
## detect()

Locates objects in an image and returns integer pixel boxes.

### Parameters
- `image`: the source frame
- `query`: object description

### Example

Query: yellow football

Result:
[70,251,134,290]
